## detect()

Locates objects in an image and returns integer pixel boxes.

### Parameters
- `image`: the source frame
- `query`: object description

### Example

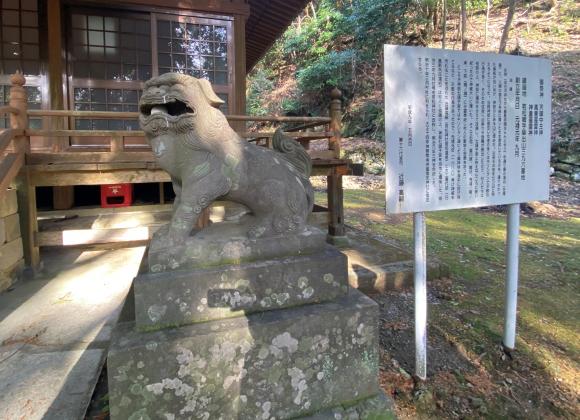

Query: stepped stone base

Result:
[108,290,386,420]
[135,246,348,330]
[148,221,326,273]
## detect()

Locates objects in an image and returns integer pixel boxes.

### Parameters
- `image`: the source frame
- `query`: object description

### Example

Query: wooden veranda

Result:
[0,72,351,269]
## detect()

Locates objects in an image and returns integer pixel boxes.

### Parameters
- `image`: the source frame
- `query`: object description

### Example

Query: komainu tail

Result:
[272,128,312,178]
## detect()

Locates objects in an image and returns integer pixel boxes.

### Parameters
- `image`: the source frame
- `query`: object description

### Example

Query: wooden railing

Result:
[1,68,344,162]
[0,129,24,193]
[0,73,28,198]
[1,72,349,269]
[24,94,341,159]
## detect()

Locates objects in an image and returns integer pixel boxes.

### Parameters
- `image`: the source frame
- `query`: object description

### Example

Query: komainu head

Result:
[139,73,229,149]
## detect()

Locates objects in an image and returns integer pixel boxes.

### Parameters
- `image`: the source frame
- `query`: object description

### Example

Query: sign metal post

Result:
[413,211,427,380]
[503,203,521,350]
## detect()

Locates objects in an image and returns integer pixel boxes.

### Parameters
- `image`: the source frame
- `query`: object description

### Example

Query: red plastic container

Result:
[100,184,133,208]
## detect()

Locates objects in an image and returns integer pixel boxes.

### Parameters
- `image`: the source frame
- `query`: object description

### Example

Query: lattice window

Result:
[73,87,140,130]
[0,0,42,130]
[70,14,152,81]
[157,19,229,85]
[0,0,40,76]
[66,10,233,148]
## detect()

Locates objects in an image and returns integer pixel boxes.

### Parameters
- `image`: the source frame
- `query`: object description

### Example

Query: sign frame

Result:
[383,45,552,380]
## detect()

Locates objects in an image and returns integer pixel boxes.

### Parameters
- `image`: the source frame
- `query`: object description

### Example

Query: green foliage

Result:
[247,0,543,140]
[282,2,346,65]
[342,144,386,174]
[345,0,411,60]
[246,68,274,116]
[256,0,418,107]
[280,96,303,115]
[296,50,356,93]
[557,113,579,141]
[284,0,412,91]
[343,102,385,141]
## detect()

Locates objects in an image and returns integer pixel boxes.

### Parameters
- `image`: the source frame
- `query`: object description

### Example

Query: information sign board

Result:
[384,45,551,213]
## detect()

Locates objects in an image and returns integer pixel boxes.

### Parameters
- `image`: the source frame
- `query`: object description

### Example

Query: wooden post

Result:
[231,14,247,133]
[159,182,165,204]
[48,0,74,210]
[10,72,40,270]
[53,186,74,210]
[48,0,66,151]
[326,87,346,243]
[329,87,342,159]
[327,168,345,242]
[110,135,124,154]
[9,72,29,154]
[195,209,211,230]
[15,170,39,270]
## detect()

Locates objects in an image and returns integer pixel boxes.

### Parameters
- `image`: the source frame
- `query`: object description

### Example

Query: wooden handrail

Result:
[26,152,348,168]
[27,110,139,119]
[0,128,24,154]
[27,129,145,137]
[285,121,327,132]
[240,131,334,139]
[227,115,331,123]
[26,129,336,139]
[28,151,155,164]
[26,109,331,124]
[0,106,21,116]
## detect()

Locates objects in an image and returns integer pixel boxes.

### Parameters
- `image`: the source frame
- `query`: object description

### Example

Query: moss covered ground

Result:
[316,189,579,418]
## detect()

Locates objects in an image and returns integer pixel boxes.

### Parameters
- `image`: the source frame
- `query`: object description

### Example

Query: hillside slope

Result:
[248,0,579,181]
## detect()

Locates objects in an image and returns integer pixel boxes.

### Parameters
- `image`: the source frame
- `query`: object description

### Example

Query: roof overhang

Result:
[245,0,309,72]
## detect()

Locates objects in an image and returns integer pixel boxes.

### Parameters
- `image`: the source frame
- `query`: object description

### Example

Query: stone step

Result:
[0,247,145,419]
[348,259,446,293]
[338,227,448,293]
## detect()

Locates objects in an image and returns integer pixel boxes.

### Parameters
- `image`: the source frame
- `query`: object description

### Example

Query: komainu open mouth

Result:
[140,99,195,117]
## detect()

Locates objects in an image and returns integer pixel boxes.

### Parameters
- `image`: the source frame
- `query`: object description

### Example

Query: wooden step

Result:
[38,202,250,247]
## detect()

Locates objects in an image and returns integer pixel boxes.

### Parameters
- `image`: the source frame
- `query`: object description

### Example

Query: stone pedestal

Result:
[108,237,395,419]
[148,222,326,273]
[135,247,348,329]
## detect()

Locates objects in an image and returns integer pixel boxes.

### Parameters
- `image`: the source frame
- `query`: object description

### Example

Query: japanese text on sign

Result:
[384,45,551,213]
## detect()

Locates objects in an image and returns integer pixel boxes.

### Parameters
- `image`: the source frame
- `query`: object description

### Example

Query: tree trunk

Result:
[426,6,434,36]
[499,0,517,53]
[310,2,317,20]
[433,3,439,31]
[485,0,491,46]
[442,0,447,49]
[461,0,468,50]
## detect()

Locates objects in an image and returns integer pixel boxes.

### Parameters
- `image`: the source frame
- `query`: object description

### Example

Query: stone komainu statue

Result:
[139,73,314,249]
